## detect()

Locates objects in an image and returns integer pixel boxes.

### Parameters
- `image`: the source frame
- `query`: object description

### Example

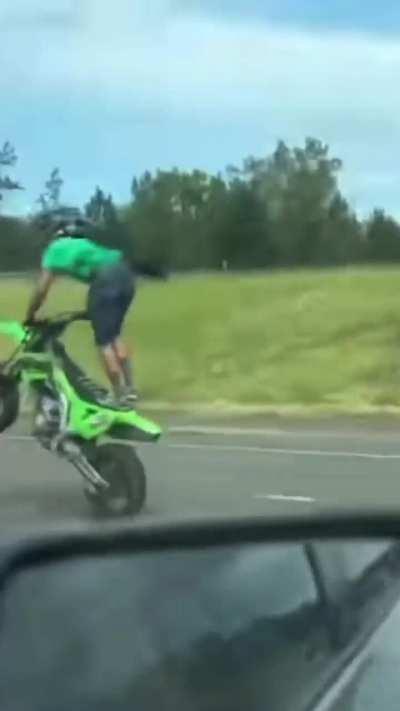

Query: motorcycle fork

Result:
[32,384,109,492]
[42,432,109,491]
[57,438,110,491]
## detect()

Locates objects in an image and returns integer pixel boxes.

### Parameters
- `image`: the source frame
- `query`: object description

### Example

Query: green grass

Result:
[1,268,400,412]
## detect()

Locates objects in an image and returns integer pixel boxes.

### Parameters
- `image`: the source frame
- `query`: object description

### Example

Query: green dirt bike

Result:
[0,311,162,517]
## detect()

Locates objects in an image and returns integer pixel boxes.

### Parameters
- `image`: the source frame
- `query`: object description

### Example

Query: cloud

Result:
[0,0,79,28]
[2,3,398,117]
[176,0,400,36]
[1,0,399,213]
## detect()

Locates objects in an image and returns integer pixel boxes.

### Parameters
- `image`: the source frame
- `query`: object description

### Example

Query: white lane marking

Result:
[3,435,400,461]
[170,426,286,437]
[254,494,316,503]
[169,425,400,441]
[166,441,400,460]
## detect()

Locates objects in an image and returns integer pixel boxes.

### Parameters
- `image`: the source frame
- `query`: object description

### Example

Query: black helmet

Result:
[34,207,93,238]
[54,217,92,238]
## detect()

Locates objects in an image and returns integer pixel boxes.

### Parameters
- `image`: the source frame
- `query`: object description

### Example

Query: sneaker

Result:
[98,393,120,409]
[118,389,139,410]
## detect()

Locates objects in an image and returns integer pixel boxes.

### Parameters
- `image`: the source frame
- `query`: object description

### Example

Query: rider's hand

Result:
[23,317,37,327]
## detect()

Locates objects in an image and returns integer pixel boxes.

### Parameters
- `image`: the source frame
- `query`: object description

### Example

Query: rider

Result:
[25,215,138,407]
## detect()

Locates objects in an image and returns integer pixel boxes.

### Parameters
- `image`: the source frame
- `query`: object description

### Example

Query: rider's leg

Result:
[111,277,136,401]
[88,262,135,402]
[113,338,135,393]
[88,285,125,398]
[99,344,124,397]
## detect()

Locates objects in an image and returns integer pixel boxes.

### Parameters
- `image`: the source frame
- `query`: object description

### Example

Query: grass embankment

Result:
[0,268,400,413]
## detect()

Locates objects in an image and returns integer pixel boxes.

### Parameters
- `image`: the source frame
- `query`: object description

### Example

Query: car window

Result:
[308,541,399,644]
[309,542,400,711]
[0,543,334,711]
[329,597,400,711]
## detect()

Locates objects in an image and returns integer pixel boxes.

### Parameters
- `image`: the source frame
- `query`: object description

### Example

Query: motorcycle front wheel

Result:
[0,374,19,433]
[84,443,146,517]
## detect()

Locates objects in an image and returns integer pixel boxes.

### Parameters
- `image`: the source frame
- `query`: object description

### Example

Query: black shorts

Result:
[87,262,135,347]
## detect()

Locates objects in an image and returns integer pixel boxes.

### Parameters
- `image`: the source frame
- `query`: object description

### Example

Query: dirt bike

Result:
[0,311,162,517]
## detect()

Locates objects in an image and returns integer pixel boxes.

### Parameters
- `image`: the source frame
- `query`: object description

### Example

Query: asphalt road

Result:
[1,418,400,529]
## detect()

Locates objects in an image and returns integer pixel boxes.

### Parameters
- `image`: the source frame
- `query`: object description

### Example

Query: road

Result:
[1,418,400,529]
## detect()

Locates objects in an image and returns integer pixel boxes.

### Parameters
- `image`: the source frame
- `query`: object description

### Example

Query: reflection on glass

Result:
[0,540,399,711]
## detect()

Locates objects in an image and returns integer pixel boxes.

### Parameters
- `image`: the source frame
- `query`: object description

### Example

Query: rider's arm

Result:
[25,270,55,322]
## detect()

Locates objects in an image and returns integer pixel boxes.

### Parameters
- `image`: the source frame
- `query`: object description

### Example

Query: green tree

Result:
[0,142,23,208]
[126,142,344,271]
[126,169,211,269]
[85,187,132,258]
[85,186,120,229]
[242,138,348,266]
[37,168,63,211]
[365,209,400,262]
[209,177,270,269]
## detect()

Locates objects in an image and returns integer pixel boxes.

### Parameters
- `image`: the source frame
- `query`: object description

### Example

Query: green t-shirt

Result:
[42,237,122,283]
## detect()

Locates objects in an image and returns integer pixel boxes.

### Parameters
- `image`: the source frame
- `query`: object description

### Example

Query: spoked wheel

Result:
[83,443,146,517]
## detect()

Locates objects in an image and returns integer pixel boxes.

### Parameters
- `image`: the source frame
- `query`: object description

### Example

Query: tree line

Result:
[1,137,400,272]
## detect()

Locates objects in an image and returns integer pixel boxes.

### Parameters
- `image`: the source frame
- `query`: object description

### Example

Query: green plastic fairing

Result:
[0,317,163,444]
[0,320,28,344]
[53,368,162,441]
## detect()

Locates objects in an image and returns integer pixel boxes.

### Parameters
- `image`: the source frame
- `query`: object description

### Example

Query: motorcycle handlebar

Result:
[53,311,89,324]
[26,311,89,337]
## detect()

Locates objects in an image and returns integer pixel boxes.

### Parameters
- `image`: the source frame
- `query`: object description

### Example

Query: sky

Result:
[1,0,400,217]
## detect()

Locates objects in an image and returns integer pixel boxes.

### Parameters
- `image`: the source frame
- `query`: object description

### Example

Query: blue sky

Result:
[184,0,400,34]
[1,0,399,217]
